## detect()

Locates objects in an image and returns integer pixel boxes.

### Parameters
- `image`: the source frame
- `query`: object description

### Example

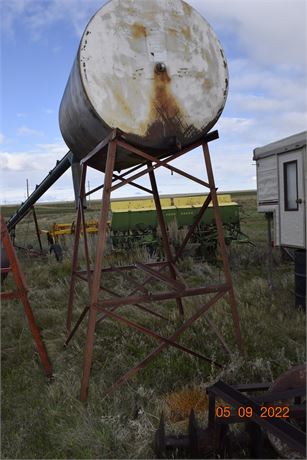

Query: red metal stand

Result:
[1,215,52,378]
[65,129,245,401]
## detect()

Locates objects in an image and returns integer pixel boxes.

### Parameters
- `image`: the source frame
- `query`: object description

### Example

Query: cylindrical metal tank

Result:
[59,0,228,171]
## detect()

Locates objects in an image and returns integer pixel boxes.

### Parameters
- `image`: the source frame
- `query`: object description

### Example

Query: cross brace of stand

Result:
[65,129,245,401]
[1,215,52,378]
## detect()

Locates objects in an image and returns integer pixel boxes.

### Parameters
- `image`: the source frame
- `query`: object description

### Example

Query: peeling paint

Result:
[59,0,229,171]
[132,23,147,38]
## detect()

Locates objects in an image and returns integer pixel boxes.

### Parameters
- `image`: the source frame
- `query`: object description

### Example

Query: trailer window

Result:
[284,160,298,211]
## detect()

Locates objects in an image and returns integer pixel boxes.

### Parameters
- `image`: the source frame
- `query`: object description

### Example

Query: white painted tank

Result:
[59,0,228,171]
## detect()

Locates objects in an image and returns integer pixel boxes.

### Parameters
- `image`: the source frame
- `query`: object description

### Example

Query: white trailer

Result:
[253,131,306,250]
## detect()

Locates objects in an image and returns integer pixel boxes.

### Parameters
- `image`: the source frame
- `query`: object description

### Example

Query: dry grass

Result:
[1,192,306,459]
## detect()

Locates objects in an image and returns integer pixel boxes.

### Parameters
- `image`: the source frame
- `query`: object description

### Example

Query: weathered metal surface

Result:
[206,379,306,458]
[155,375,306,458]
[1,244,9,283]
[268,364,306,459]
[64,132,243,401]
[59,0,228,171]
[1,216,53,378]
[155,410,214,458]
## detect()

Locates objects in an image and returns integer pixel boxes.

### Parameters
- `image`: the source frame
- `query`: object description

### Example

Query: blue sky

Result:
[1,0,306,204]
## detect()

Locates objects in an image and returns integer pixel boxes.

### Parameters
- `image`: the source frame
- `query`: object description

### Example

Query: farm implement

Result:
[41,193,245,259]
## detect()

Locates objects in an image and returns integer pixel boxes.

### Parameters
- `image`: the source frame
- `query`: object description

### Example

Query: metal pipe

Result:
[7,151,73,232]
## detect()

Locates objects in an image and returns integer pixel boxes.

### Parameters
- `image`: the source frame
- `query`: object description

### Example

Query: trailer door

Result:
[278,150,305,248]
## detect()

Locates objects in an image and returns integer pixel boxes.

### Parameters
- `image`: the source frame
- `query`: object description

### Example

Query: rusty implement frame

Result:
[65,129,245,401]
[0,215,52,378]
[207,380,306,458]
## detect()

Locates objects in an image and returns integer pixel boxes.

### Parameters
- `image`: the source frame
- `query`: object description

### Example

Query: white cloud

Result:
[0,142,67,172]
[1,0,306,204]
[17,125,44,137]
[42,108,55,115]
[189,0,306,68]
[217,117,255,133]
[2,0,104,39]
[0,142,72,203]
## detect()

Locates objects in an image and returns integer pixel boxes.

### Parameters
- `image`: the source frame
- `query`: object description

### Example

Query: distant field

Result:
[1,190,305,459]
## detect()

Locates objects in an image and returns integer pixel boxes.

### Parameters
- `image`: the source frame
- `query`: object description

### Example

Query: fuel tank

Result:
[59,0,228,171]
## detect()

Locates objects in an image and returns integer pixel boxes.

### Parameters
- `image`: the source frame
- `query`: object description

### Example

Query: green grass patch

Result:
[1,191,305,459]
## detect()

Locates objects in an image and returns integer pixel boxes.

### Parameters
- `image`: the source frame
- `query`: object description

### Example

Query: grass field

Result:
[1,191,305,459]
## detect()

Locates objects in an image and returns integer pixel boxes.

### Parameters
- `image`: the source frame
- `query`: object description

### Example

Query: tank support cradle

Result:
[65,129,245,401]
[0,215,53,378]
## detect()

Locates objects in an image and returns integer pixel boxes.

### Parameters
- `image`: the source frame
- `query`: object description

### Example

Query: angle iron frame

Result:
[0,215,52,378]
[65,129,245,401]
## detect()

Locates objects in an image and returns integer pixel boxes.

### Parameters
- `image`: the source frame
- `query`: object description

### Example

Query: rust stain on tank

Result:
[144,69,190,144]
[113,90,134,120]
[122,68,203,149]
[181,26,191,40]
[203,79,213,90]
[152,71,181,120]
[132,23,147,38]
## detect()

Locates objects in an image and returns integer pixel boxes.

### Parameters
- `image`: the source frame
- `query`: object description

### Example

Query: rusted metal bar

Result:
[1,291,21,300]
[203,142,245,357]
[116,129,218,174]
[121,271,149,294]
[110,138,211,194]
[117,140,210,189]
[106,290,226,395]
[207,380,306,455]
[97,286,170,322]
[80,140,117,402]
[95,183,211,301]
[1,216,52,378]
[80,192,92,295]
[0,267,12,274]
[95,284,228,311]
[110,163,154,193]
[101,309,222,367]
[169,263,186,286]
[232,383,270,392]
[112,171,153,195]
[32,206,43,253]
[66,166,86,336]
[65,306,89,346]
[84,163,146,197]
[148,163,185,318]
[69,258,178,344]
[75,272,88,282]
[66,131,244,401]
[252,386,306,403]
[80,129,118,165]
[77,261,169,275]
[175,193,212,260]
[135,262,185,291]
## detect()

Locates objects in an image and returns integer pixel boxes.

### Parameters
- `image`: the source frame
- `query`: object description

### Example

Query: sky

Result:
[0,0,306,205]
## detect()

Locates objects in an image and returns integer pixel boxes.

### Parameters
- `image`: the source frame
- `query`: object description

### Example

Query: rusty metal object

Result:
[64,129,244,401]
[1,244,9,283]
[59,0,228,171]
[0,216,53,378]
[267,364,306,459]
[207,378,306,458]
[155,410,215,459]
[155,374,306,459]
